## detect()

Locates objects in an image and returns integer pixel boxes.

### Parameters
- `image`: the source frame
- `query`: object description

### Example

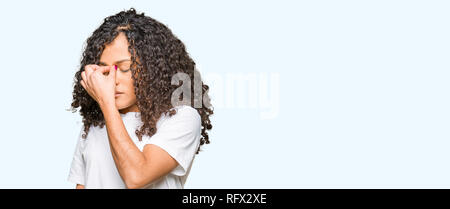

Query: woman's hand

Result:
[80,64,116,107]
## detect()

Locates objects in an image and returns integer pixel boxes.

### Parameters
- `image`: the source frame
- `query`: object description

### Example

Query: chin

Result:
[115,99,128,110]
[115,98,136,110]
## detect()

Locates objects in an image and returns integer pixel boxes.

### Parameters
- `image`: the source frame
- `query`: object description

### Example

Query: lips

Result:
[115,91,124,97]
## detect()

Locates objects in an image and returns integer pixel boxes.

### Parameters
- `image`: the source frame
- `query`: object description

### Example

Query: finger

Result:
[85,64,99,70]
[96,66,114,78]
[81,79,91,92]
[81,71,90,89]
[85,67,93,77]
[80,80,91,97]
[101,65,116,80]
[81,80,97,102]
[84,64,99,77]
[109,65,116,80]
[85,65,100,87]
[81,71,86,84]
[80,79,87,90]
[98,65,112,74]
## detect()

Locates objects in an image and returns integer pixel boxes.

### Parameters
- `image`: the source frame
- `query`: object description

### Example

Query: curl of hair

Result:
[69,8,213,154]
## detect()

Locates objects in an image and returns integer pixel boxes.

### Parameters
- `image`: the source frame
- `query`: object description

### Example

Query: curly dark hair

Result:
[69,8,213,154]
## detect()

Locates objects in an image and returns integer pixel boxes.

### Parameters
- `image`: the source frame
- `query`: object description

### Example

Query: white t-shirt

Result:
[67,105,202,189]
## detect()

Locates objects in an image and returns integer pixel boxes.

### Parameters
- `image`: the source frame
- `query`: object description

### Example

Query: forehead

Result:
[99,32,131,64]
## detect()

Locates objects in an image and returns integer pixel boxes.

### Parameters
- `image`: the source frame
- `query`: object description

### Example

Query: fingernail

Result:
[114,65,118,70]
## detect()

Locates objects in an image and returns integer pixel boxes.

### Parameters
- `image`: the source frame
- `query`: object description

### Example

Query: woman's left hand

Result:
[80,64,116,107]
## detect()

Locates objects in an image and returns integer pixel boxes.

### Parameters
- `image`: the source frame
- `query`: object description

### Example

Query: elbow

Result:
[123,159,154,189]
[124,175,144,189]
[124,172,152,189]
[125,177,156,189]
[125,182,141,189]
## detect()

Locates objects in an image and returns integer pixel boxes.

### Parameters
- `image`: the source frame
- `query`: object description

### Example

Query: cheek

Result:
[125,76,136,92]
[116,77,136,104]
[115,92,137,109]
[126,80,136,96]
[118,84,136,102]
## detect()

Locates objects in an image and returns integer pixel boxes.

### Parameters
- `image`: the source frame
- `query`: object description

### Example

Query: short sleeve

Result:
[67,125,86,185]
[142,106,202,177]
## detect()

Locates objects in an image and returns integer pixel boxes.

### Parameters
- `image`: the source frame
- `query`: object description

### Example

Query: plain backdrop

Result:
[0,0,449,188]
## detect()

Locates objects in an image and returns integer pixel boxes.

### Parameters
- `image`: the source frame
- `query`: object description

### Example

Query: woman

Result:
[67,8,213,189]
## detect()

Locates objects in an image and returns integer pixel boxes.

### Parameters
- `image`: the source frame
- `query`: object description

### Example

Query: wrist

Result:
[99,99,116,112]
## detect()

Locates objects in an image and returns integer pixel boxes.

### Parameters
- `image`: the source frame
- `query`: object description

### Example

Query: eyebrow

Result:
[98,59,131,66]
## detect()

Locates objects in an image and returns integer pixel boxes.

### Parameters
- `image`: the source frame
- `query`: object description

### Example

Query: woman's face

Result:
[99,32,139,113]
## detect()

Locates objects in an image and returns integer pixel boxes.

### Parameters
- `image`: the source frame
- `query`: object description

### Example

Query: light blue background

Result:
[0,0,449,188]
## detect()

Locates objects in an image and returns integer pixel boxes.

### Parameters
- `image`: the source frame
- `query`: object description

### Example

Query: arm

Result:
[99,101,179,189]
[80,65,178,189]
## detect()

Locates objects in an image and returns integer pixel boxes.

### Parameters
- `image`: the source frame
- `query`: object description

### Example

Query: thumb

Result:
[98,66,111,74]
[98,66,115,79]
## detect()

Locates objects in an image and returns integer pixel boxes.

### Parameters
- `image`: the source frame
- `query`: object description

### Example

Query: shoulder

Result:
[159,105,201,129]
[76,122,103,141]
[173,105,200,120]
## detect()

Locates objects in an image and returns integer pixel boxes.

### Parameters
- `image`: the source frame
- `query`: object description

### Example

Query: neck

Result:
[119,104,140,114]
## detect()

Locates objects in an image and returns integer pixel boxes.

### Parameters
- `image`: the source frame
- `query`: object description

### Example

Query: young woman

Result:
[67,8,213,189]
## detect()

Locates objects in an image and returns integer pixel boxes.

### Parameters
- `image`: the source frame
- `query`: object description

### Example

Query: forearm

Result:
[99,101,147,187]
